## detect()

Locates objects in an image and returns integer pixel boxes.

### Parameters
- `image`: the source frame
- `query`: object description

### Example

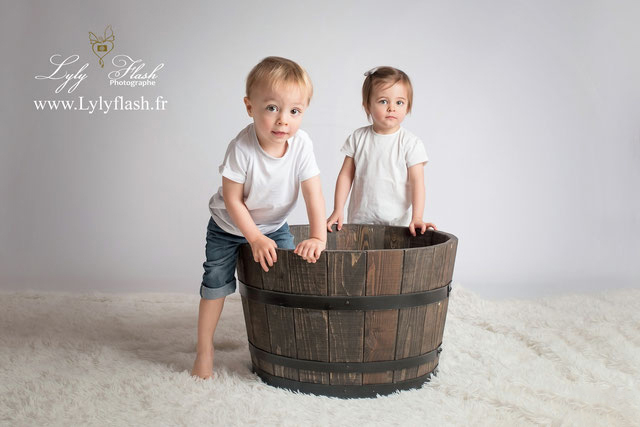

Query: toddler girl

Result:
[326,66,436,235]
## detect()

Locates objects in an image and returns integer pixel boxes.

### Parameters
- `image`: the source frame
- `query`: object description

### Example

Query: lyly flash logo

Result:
[89,25,115,68]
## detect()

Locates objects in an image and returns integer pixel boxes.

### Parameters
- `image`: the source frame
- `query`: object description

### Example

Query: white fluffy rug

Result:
[1,285,639,426]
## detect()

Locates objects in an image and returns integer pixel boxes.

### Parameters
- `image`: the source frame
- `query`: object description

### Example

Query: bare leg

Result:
[191,297,225,379]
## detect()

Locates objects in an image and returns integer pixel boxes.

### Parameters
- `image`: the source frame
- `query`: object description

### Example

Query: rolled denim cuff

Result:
[200,278,236,300]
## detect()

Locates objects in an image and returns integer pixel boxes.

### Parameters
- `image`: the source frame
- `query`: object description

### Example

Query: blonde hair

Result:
[362,66,413,120]
[246,56,313,104]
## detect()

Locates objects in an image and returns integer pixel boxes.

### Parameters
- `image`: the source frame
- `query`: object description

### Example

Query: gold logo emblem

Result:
[89,25,115,68]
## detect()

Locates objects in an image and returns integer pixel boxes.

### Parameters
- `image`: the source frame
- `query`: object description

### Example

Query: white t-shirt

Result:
[209,124,320,236]
[341,125,428,226]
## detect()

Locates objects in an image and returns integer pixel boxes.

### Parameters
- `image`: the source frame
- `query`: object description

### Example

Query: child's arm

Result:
[294,175,327,263]
[222,177,278,272]
[408,163,437,236]
[326,156,355,232]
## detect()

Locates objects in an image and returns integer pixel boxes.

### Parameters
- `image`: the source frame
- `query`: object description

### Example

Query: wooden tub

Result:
[237,224,458,398]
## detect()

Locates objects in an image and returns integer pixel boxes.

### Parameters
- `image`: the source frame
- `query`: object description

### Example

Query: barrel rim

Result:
[274,224,458,253]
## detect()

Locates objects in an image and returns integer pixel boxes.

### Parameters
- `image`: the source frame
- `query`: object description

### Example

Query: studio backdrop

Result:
[1,0,638,298]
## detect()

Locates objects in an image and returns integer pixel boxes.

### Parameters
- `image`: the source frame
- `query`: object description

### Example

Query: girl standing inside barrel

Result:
[326,66,437,235]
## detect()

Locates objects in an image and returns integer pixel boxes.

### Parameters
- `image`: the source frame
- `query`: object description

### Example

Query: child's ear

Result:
[243,97,253,117]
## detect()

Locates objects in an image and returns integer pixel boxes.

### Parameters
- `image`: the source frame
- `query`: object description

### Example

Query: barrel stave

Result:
[290,252,329,384]
[328,251,366,385]
[362,250,403,384]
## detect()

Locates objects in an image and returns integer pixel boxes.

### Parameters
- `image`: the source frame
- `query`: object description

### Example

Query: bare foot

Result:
[191,348,214,379]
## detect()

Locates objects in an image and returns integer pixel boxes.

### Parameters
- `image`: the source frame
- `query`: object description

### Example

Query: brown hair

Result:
[246,56,313,104]
[362,66,413,120]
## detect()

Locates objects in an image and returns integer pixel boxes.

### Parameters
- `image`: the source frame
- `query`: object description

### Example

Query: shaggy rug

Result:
[1,285,639,426]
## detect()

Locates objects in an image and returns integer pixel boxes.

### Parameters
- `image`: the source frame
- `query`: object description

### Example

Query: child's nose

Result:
[277,113,287,125]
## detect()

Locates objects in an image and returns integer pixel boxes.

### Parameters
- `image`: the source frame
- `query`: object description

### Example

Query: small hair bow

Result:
[364,67,379,77]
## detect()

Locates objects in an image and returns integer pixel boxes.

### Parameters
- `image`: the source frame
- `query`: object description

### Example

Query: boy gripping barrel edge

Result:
[192,57,327,380]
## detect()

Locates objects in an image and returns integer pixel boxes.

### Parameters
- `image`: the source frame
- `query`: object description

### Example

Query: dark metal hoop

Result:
[239,281,451,311]
[253,366,439,398]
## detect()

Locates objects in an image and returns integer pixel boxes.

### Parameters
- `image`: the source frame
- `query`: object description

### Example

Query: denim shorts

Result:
[200,217,295,300]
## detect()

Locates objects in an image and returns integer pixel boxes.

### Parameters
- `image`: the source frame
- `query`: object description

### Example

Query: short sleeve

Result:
[340,132,356,157]
[298,138,321,182]
[219,140,247,184]
[405,138,428,168]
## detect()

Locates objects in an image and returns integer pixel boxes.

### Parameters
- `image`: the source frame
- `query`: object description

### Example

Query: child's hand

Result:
[326,210,344,232]
[248,234,278,272]
[409,219,437,236]
[294,238,326,263]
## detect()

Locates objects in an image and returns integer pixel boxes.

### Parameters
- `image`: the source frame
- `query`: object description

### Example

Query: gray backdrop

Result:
[1,0,638,298]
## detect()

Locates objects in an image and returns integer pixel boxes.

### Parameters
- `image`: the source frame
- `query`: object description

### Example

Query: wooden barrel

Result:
[237,224,458,398]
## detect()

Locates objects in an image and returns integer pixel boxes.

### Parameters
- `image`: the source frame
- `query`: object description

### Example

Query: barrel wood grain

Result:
[328,224,386,251]
[326,224,339,250]
[417,298,448,376]
[328,252,366,296]
[262,250,298,380]
[239,296,254,343]
[239,244,263,288]
[261,248,290,291]
[248,299,273,375]
[238,245,273,374]
[290,252,329,383]
[443,236,458,285]
[266,306,298,380]
[237,246,257,371]
[356,225,385,251]
[436,298,449,348]
[240,296,258,369]
[328,251,366,385]
[402,246,435,293]
[383,227,410,250]
[365,251,404,296]
[334,225,360,251]
[294,308,329,384]
[394,306,427,381]
[429,244,448,290]
[363,310,398,384]
[394,248,432,381]
[236,252,254,344]
[290,225,309,246]
[363,250,403,384]
[369,226,386,250]
[289,251,327,295]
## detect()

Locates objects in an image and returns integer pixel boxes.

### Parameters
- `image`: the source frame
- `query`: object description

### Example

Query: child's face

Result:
[367,81,409,134]
[244,82,308,157]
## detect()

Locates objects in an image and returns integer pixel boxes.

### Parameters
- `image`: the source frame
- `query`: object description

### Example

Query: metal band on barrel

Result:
[253,366,439,398]
[249,343,441,373]
[238,280,451,310]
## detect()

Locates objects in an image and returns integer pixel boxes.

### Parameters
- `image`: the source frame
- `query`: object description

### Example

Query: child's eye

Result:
[266,105,278,112]
[379,100,388,105]
[290,108,302,115]
[396,100,404,106]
